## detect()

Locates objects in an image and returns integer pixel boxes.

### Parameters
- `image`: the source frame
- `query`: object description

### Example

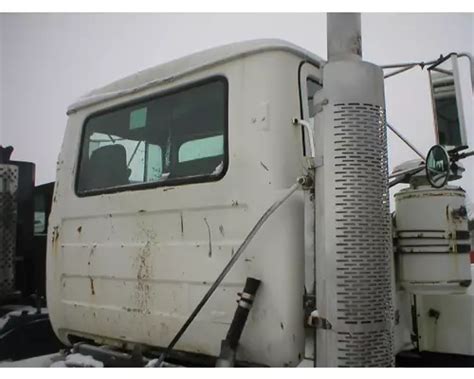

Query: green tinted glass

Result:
[178,135,224,163]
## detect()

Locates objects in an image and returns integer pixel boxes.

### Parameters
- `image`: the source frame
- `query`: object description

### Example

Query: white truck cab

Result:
[46,39,324,367]
[44,14,474,368]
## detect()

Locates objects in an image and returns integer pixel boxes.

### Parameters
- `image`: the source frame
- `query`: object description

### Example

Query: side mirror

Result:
[428,55,468,149]
[426,144,450,188]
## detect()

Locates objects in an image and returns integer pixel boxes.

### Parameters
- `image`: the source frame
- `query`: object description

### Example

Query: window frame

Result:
[297,61,322,157]
[74,75,229,197]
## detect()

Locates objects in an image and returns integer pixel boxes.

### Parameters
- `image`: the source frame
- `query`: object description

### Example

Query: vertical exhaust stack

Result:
[314,13,394,366]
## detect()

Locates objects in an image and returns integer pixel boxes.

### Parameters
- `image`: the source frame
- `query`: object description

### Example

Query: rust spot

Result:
[88,244,96,266]
[134,241,152,314]
[77,226,82,233]
[89,277,95,295]
[51,226,60,255]
[451,206,467,222]
[51,226,59,243]
[204,217,212,258]
[260,161,269,171]
[400,191,464,201]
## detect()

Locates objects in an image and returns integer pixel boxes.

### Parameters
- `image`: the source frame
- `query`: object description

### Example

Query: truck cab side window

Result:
[76,78,227,195]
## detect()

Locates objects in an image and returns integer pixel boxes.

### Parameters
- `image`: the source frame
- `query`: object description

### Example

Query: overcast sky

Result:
[0,13,472,211]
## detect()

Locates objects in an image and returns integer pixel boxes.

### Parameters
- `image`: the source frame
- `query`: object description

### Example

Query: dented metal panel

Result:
[47,48,315,366]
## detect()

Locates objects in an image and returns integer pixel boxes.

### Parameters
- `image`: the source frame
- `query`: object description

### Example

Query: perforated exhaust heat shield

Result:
[314,60,394,367]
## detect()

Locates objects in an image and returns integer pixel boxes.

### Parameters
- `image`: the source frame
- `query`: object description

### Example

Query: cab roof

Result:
[67,39,324,115]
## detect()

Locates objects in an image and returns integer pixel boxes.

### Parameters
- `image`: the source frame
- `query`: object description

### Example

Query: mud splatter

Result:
[135,241,152,314]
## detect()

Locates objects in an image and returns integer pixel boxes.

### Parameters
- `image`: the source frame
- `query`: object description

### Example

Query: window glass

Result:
[307,78,322,118]
[179,135,224,162]
[34,190,46,235]
[76,78,227,194]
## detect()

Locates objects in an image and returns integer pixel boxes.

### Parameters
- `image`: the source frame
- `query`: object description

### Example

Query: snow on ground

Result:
[0,353,64,367]
[53,353,104,368]
[1,353,104,368]
[145,358,158,367]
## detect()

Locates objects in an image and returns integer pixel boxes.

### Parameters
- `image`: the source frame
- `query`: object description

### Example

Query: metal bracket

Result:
[292,118,316,160]
[312,98,328,115]
[312,155,323,168]
[306,309,332,330]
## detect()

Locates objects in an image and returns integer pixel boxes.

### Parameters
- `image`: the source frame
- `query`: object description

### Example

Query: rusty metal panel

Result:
[47,50,310,367]
[0,164,18,301]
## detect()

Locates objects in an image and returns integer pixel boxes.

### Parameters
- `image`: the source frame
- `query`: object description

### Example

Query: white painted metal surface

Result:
[395,185,472,294]
[327,13,362,61]
[314,59,394,367]
[415,265,474,356]
[68,39,324,115]
[47,41,323,367]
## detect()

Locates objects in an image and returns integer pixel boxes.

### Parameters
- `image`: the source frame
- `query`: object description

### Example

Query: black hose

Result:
[225,277,261,350]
